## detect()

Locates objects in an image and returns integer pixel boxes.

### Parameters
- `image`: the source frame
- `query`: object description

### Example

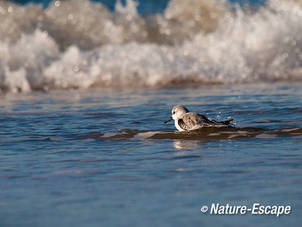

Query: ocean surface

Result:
[0,0,302,226]
[1,84,302,226]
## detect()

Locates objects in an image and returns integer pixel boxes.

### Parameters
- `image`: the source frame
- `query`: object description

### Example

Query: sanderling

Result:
[165,105,233,132]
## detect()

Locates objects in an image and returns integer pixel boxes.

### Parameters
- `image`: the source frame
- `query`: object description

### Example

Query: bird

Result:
[165,105,233,132]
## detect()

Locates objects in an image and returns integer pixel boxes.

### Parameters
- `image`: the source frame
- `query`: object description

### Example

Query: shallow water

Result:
[0,84,301,226]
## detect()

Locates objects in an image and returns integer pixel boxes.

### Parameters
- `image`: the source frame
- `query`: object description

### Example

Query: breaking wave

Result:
[1,0,302,93]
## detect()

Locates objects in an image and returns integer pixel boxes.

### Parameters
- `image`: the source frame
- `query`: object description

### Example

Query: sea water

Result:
[1,84,302,226]
[1,0,302,92]
[0,0,302,226]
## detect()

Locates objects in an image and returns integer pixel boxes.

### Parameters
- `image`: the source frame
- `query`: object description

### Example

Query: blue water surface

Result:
[0,84,301,227]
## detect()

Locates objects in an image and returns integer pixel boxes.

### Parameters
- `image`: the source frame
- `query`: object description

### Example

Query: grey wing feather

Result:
[179,113,212,130]
[179,112,232,131]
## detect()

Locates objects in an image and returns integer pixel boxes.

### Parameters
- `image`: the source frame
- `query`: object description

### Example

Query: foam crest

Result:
[0,0,302,93]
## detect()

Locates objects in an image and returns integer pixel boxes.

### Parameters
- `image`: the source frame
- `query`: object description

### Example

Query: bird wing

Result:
[179,113,212,131]
[179,113,232,131]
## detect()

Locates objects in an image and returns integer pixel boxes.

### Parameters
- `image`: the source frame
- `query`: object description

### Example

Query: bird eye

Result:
[172,111,175,114]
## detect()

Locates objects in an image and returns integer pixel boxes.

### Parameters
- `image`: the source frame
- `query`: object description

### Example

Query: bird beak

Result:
[164,117,173,124]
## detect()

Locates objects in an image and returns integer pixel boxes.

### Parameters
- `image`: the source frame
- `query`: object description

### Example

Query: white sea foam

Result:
[0,0,302,93]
